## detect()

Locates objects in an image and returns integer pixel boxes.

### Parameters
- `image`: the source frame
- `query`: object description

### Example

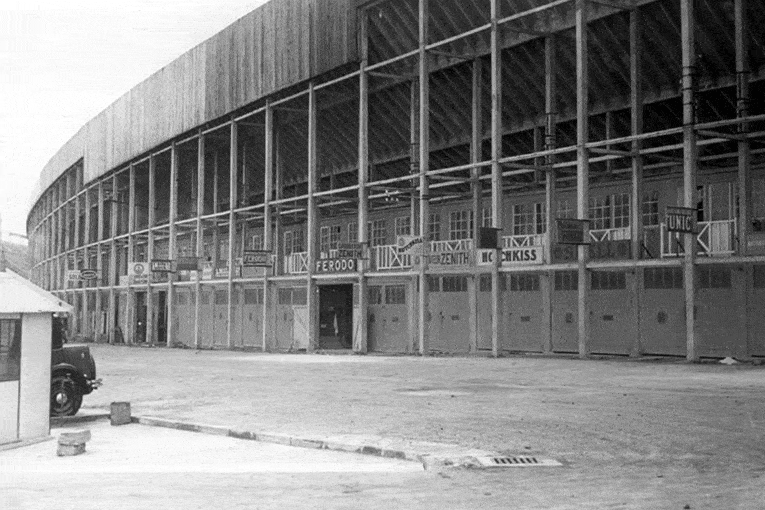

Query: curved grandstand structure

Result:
[26,0,765,359]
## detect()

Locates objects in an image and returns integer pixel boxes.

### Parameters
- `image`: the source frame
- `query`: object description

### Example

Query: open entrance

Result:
[318,284,353,350]
[135,292,147,343]
[157,291,167,345]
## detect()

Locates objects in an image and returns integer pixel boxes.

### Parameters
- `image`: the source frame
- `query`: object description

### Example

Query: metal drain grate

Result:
[475,456,562,468]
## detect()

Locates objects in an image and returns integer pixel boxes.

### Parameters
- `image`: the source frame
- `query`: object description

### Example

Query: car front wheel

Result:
[50,375,82,417]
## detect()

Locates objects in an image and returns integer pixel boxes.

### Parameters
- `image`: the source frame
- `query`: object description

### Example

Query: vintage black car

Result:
[50,315,101,416]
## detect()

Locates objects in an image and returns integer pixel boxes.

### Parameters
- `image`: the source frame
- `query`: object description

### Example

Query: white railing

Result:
[284,252,309,274]
[375,244,412,270]
[430,239,473,252]
[660,219,736,257]
[589,226,631,242]
[502,233,546,249]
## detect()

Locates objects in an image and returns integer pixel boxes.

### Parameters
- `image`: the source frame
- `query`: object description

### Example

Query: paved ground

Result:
[16,346,765,508]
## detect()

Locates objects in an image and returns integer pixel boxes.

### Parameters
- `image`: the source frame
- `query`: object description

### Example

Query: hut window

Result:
[0,318,22,382]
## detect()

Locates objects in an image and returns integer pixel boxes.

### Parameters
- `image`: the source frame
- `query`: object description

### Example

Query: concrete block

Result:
[110,402,131,426]
[58,429,91,445]
[57,443,86,456]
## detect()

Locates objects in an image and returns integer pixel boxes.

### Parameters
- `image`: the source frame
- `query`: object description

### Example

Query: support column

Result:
[127,164,135,344]
[108,174,118,344]
[735,0,750,254]
[82,189,90,339]
[542,34,557,354]
[262,102,274,352]
[417,0,430,355]
[630,8,644,357]
[469,57,483,354]
[356,10,370,354]
[95,182,104,341]
[307,83,319,351]
[490,0,503,358]
[681,0,697,361]
[227,121,238,349]
[147,155,156,346]
[168,142,178,347]
[409,78,419,353]
[576,0,590,358]
[194,132,205,349]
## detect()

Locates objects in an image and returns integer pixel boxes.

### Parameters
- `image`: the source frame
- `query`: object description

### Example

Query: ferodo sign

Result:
[478,247,543,266]
[315,258,357,273]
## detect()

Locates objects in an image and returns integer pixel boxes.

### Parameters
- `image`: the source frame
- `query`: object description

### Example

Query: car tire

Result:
[50,374,80,417]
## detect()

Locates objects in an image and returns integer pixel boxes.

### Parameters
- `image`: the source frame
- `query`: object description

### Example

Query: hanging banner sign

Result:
[79,269,98,280]
[477,247,544,266]
[556,218,590,245]
[424,251,473,267]
[127,261,149,285]
[176,257,199,271]
[315,258,357,273]
[337,243,364,259]
[243,250,272,267]
[151,259,175,273]
[201,262,214,280]
[665,206,696,234]
[66,270,82,282]
[397,235,423,255]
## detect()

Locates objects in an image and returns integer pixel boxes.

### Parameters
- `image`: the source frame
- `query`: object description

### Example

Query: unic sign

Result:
[665,206,696,233]
[478,247,544,266]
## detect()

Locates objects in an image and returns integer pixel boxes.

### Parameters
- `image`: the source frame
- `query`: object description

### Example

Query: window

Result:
[482,207,493,228]
[698,266,731,289]
[645,267,683,289]
[369,219,387,247]
[250,234,263,250]
[535,203,547,234]
[449,210,473,240]
[557,199,573,219]
[320,225,341,254]
[394,216,411,238]
[613,193,630,229]
[428,213,441,242]
[513,204,534,236]
[0,318,21,382]
[348,221,358,243]
[292,287,307,305]
[554,271,578,291]
[244,288,263,305]
[509,274,540,291]
[753,178,765,232]
[368,286,383,305]
[284,230,304,255]
[589,196,612,230]
[214,290,228,305]
[642,190,659,227]
[479,274,492,292]
[427,275,441,292]
[591,271,626,290]
[754,265,765,289]
[385,285,406,304]
[442,276,468,292]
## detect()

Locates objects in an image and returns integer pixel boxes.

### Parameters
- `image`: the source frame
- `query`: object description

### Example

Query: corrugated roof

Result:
[0,270,73,314]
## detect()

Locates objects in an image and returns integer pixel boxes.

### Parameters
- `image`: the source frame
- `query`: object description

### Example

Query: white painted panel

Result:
[0,381,19,445]
[18,314,51,442]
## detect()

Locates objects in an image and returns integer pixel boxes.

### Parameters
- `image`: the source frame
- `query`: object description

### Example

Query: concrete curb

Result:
[130,415,495,470]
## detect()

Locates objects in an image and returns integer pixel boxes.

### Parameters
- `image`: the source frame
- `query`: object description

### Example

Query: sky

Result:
[0,0,270,240]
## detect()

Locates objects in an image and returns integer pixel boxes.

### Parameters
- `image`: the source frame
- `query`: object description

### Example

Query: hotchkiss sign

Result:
[478,247,543,266]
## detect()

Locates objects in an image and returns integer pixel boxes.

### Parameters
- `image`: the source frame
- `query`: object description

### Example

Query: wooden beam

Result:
[357,9,370,354]
[262,102,273,352]
[470,57,483,355]
[736,0,751,256]
[630,7,644,357]
[227,121,238,350]
[490,0,503,358]
[418,0,430,356]
[576,0,590,359]
[543,33,557,354]
[127,164,135,345]
[167,142,178,349]
[147,154,156,346]
[307,83,319,352]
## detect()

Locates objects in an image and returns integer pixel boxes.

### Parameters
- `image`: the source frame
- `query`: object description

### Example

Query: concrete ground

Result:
[11,346,765,508]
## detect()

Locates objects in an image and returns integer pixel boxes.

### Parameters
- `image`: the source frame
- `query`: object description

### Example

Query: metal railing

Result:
[375,244,412,270]
[502,233,545,248]
[589,226,631,242]
[284,252,309,274]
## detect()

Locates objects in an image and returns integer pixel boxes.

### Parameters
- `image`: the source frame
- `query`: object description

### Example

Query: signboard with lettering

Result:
[424,251,473,268]
[477,247,543,266]
[556,218,590,245]
[243,250,272,267]
[66,270,82,282]
[128,262,149,285]
[79,269,98,280]
[337,243,364,259]
[665,206,696,233]
[201,262,214,280]
[151,259,175,273]
[315,258,358,273]
[397,236,423,255]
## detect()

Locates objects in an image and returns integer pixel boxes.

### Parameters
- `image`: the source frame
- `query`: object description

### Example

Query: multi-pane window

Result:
[698,267,731,289]
[482,207,492,227]
[513,203,545,235]
[509,274,540,291]
[284,229,304,255]
[368,286,383,305]
[535,203,547,234]
[394,216,411,238]
[557,199,574,219]
[442,276,468,292]
[449,210,473,240]
[645,267,682,289]
[591,271,626,290]
[320,225,341,254]
[249,234,263,250]
[0,318,21,382]
[428,213,441,242]
[589,196,612,230]
[753,178,765,232]
[554,270,578,291]
[613,193,630,229]
[642,190,660,226]
[385,285,406,304]
[347,221,358,243]
[369,219,387,247]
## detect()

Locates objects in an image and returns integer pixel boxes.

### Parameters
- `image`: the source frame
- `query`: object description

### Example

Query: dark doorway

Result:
[319,284,353,349]
[157,291,167,345]
[135,292,147,343]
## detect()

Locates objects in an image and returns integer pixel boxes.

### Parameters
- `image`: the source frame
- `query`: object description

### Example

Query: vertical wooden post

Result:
[409,78,419,353]
[108,174,118,344]
[147,155,156,346]
[95,182,104,340]
[469,57,483,354]
[490,0,503,358]
[357,9,369,354]
[168,142,178,348]
[263,102,274,352]
[194,133,205,349]
[417,0,430,355]
[576,0,590,359]
[735,0,750,254]
[127,164,135,344]
[82,189,90,339]
[542,34,557,354]
[307,83,319,351]
[630,8,644,357]
[681,0,697,361]
[227,121,238,349]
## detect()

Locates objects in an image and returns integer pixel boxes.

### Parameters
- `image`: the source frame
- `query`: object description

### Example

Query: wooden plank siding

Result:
[32,0,357,206]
